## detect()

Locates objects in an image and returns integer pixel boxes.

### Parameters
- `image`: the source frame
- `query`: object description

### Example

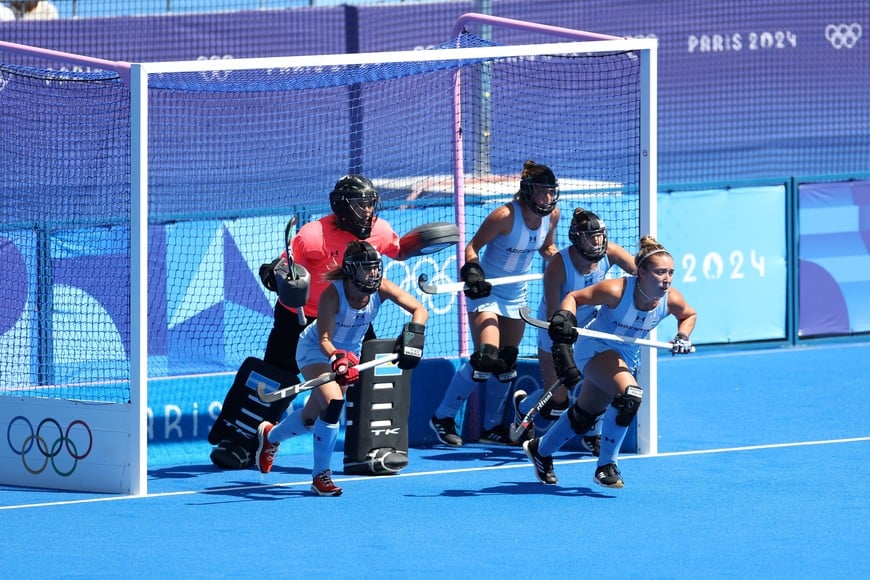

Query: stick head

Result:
[397,222,459,260]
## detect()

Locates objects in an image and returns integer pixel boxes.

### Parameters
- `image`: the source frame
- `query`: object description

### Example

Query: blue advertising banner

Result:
[798,179,870,336]
[656,185,788,344]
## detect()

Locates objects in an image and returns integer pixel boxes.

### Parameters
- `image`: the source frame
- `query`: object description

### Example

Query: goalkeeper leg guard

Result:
[209,439,253,470]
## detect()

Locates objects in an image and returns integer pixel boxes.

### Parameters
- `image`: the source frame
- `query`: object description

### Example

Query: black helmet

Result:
[519,165,559,216]
[568,208,608,262]
[330,174,380,239]
[342,241,383,295]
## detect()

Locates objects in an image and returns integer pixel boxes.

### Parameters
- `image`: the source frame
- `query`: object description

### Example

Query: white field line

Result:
[2,436,868,511]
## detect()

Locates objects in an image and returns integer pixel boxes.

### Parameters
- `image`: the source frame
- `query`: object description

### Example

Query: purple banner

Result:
[2,1,866,185]
[798,180,870,337]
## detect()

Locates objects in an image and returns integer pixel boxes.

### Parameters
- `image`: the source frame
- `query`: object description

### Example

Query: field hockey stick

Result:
[417,272,543,295]
[256,353,399,403]
[509,377,564,443]
[519,306,694,352]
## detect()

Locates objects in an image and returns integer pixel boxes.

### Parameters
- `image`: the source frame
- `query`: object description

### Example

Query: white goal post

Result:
[0,32,657,496]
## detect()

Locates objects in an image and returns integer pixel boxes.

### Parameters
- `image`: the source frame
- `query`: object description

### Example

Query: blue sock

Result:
[270,409,311,443]
[597,406,629,467]
[538,411,577,457]
[435,361,478,419]
[587,415,602,437]
[482,377,512,431]
[312,418,339,476]
[519,388,543,415]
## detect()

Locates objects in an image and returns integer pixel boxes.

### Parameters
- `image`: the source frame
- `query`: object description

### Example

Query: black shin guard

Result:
[321,398,345,424]
[568,404,601,436]
[612,386,643,427]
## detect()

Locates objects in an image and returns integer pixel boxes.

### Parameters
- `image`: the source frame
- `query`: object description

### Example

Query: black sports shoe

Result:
[510,389,533,443]
[580,435,601,457]
[523,438,558,485]
[430,415,462,447]
[479,424,519,446]
[594,462,624,488]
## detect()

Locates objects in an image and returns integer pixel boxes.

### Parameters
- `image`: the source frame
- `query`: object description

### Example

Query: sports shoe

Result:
[510,389,533,443]
[430,415,462,447]
[311,469,343,497]
[580,435,601,457]
[255,421,279,474]
[523,438,558,485]
[480,424,519,446]
[594,462,624,488]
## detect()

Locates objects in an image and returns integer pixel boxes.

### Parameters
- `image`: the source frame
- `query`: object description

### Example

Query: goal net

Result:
[0,32,656,493]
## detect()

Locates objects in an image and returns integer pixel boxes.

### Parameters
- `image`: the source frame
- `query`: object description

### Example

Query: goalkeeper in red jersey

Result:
[209,175,403,469]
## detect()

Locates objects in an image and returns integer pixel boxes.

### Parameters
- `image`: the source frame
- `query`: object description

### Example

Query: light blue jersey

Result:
[467,200,551,319]
[574,276,669,372]
[296,281,382,369]
[536,247,612,351]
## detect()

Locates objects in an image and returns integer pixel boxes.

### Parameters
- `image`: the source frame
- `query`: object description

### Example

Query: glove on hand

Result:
[394,322,426,370]
[548,309,579,345]
[460,262,492,299]
[551,343,582,387]
[671,333,693,356]
[330,350,360,386]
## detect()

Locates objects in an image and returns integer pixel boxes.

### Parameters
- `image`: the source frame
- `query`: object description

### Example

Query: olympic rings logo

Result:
[825,23,862,49]
[385,254,458,315]
[6,416,93,477]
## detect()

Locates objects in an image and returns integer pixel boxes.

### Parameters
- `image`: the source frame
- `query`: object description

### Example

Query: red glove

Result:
[329,350,360,386]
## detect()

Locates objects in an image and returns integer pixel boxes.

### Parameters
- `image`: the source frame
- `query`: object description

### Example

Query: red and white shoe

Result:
[255,421,279,474]
[311,469,343,496]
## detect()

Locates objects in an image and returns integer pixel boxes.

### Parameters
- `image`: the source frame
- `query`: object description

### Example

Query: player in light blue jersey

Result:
[430,160,561,447]
[524,236,696,488]
[512,208,635,452]
[255,241,428,496]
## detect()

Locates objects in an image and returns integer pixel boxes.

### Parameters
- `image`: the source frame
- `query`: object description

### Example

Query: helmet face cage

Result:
[342,244,383,295]
[519,180,560,216]
[569,211,608,262]
[330,175,380,239]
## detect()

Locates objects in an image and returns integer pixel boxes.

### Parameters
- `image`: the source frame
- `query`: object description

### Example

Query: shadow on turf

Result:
[149,462,312,479]
[415,444,590,467]
[406,480,614,499]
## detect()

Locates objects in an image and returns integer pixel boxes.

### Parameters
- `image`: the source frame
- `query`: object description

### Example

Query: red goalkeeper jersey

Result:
[282,214,400,318]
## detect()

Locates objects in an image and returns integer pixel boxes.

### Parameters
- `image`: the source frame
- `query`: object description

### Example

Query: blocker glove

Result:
[671,333,694,356]
[551,343,582,387]
[548,309,579,345]
[330,350,361,386]
[394,322,426,370]
[460,262,492,299]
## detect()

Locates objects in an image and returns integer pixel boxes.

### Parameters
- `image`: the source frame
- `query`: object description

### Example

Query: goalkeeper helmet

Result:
[330,174,380,239]
[518,162,559,216]
[568,208,608,262]
[342,241,383,295]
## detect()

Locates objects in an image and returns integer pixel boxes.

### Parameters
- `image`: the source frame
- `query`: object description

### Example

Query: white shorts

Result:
[465,281,528,319]
[573,338,641,375]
